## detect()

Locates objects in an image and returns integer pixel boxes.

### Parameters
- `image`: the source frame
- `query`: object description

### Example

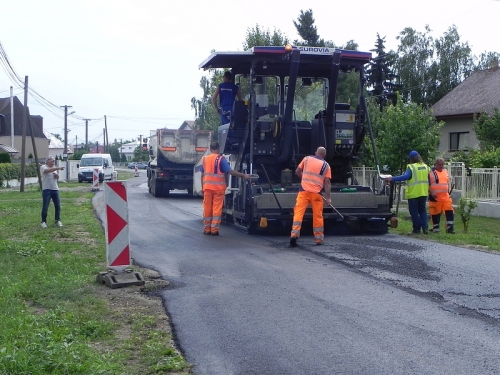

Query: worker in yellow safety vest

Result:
[429,157,455,234]
[200,141,250,236]
[290,147,331,247]
[386,150,430,235]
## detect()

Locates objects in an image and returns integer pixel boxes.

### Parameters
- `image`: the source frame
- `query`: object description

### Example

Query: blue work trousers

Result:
[41,189,61,223]
[408,196,428,233]
[220,106,232,125]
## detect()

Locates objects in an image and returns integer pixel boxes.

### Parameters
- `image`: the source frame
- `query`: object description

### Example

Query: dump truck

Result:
[198,45,396,234]
[147,128,212,197]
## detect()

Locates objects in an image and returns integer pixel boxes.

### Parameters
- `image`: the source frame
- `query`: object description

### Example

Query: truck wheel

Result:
[162,182,170,197]
[153,180,163,198]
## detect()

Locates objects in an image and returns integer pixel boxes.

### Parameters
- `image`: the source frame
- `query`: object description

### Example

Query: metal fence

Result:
[352,164,500,202]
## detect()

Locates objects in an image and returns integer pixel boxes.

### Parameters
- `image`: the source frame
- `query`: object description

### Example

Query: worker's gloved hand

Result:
[243,174,251,181]
[325,198,331,205]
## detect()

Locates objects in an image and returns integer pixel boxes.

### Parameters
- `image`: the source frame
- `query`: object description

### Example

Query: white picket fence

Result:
[352,164,500,202]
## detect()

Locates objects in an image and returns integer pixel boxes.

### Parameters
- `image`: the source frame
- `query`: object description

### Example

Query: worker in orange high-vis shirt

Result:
[429,157,455,234]
[200,141,251,236]
[290,147,331,247]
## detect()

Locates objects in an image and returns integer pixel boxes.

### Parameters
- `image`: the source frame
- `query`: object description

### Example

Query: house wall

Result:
[0,135,49,160]
[438,117,479,159]
[120,143,138,161]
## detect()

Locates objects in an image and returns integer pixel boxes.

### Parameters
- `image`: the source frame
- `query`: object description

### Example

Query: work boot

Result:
[290,237,298,247]
[315,241,324,246]
[447,226,455,234]
[211,231,219,236]
[423,228,428,235]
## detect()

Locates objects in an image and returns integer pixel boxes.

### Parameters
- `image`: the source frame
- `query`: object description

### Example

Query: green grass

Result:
[0,176,189,375]
[389,206,500,251]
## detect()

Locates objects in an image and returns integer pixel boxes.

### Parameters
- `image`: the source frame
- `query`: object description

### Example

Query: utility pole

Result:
[20,76,28,192]
[27,107,42,191]
[104,115,109,154]
[103,128,106,153]
[83,119,91,151]
[10,86,14,148]
[60,105,72,181]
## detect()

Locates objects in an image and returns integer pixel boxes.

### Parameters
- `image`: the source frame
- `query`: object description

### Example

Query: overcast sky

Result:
[1,0,499,146]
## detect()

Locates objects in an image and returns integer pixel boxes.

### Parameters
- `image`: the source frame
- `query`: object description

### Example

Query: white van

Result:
[77,153,114,183]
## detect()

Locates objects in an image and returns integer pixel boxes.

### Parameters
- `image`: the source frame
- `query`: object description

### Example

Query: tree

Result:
[473,108,500,150]
[394,26,435,106]
[293,9,334,48]
[366,34,401,111]
[374,93,443,174]
[108,143,122,163]
[475,52,500,71]
[429,25,475,105]
[242,24,288,50]
[293,9,321,46]
[191,71,223,134]
[132,145,148,162]
[51,133,63,141]
[70,150,86,160]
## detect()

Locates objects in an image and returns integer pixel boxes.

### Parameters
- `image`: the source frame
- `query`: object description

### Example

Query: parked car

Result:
[127,162,148,169]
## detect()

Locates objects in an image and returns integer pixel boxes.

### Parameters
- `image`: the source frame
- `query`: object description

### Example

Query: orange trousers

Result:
[203,189,225,234]
[291,191,324,244]
[428,198,453,215]
[429,197,454,233]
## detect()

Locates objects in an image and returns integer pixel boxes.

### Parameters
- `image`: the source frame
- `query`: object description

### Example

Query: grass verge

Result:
[389,205,500,252]
[0,178,190,375]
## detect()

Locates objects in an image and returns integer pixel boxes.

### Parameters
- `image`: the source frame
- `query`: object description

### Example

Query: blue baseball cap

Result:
[409,150,419,158]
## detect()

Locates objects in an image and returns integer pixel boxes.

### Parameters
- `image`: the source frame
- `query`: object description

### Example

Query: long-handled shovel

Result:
[322,196,360,231]
[261,164,287,215]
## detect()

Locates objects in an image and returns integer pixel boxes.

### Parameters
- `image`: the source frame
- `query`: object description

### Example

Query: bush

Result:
[0,163,38,187]
[469,148,500,168]
[458,197,478,233]
[0,153,11,163]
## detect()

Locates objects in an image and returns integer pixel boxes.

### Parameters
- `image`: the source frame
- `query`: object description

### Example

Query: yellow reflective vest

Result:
[406,162,430,199]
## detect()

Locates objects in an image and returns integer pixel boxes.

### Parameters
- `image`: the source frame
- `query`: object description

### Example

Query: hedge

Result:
[0,163,39,187]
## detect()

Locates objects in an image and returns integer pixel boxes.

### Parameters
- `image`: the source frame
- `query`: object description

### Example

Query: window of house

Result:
[449,132,470,151]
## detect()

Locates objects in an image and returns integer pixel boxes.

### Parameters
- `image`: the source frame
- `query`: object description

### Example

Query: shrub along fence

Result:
[0,163,39,188]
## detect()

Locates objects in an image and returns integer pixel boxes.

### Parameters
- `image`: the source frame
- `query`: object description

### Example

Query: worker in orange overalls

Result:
[201,141,251,236]
[290,147,331,247]
[429,157,455,234]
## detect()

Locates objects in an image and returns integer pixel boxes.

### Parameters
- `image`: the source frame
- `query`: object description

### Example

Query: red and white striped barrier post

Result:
[134,164,139,177]
[104,181,130,270]
[96,180,144,288]
[92,168,99,190]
